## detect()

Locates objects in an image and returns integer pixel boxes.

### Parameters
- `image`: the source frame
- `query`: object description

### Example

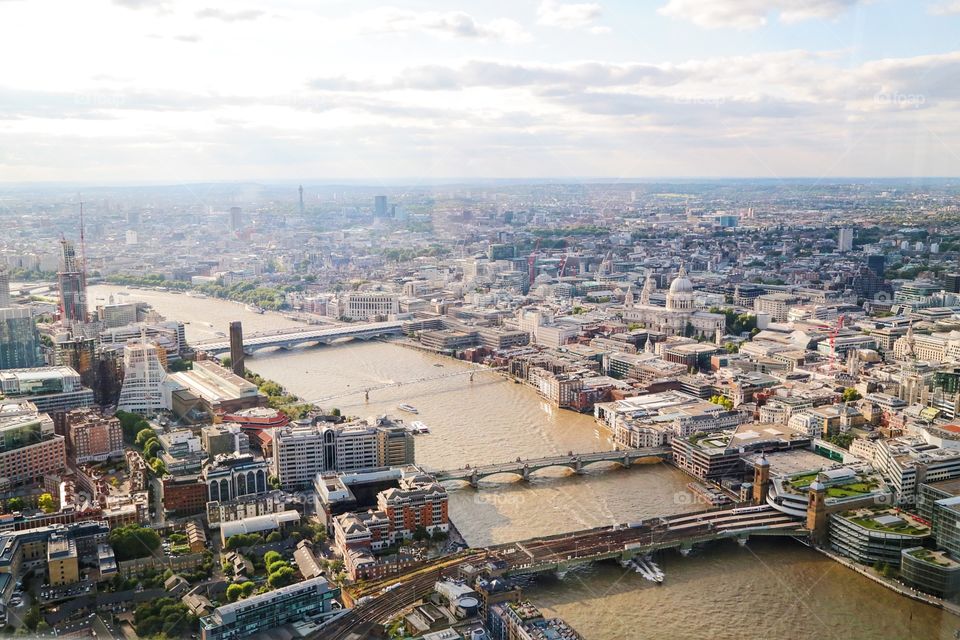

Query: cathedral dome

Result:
[668,264,693,294]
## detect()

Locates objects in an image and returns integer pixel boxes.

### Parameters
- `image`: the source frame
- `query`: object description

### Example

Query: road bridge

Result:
[432,447,671,488]
[192,320,405,355]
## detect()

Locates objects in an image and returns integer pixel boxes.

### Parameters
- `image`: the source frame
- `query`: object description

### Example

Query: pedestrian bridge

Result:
[432,447,671,488]
[193,321,405,355]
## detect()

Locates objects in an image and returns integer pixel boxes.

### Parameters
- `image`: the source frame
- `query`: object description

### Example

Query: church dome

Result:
[668,264,693,294]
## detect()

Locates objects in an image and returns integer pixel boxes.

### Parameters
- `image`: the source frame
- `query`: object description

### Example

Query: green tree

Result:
[263,550,282,566]
[225,583,243,602]
[708,395,734,411]
[240,581,255,597]
[135,428,155,447]
[267,566,295,588]
[150,458,167,476]
[37,493,56,513]
[265,531,282,543]
[412,525,429,542]
[143,439,162,459]
[841,388,862,402]
[6,497,24,512]
[110,524,161,561]
[267,560,288,574]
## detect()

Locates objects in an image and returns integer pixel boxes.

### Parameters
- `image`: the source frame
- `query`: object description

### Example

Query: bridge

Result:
[192,321,405,355]
[305,365,507,405]
[316,504,807,640]
[432,447,672,488]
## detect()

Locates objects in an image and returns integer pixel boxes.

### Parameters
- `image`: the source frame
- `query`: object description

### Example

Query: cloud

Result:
[195,8,265,22]
[112,0,172,11]
[929,1,960,15]
[537,0,603,29]
[658,0,869,29]
[356,8,530,42]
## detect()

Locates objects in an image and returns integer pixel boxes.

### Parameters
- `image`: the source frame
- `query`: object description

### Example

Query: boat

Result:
[397,403,419,414]
[409,421,430,434]
[630,557,664,584]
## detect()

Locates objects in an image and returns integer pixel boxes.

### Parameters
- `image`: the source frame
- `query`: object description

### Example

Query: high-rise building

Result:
[374,195,388,217]
[0,400,65,488]
[0,308,42,370]
[57,240,87,324]
[298,184,304,215]
[945,273,960,295]
[0,266,10,309]
[229,207,242,231]
[117,341,179,414]
[229,321,245,376]
[0,367,95,414]
[867,254,887,277]
[838,228,854,252]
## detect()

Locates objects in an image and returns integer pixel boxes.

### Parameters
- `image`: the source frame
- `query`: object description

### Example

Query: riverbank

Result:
[813,545,960,618]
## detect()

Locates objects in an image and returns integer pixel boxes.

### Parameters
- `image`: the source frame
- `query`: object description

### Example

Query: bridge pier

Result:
[623,453,631,468]
[736,534,750,547]
[573,457,583,474]
[522,465,531,482]
[679,542,695,557]
[469,470,479,489]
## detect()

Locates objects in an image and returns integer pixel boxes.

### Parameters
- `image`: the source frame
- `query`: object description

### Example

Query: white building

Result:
[621,266,725,339]
[838,228,854,252]
[117,341,181,414]
[341,292,399,320]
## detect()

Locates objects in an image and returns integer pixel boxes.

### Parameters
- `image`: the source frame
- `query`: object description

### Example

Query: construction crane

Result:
[557,254,568,278]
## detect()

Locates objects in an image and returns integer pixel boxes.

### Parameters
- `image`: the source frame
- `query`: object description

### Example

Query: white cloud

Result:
[356,7,530,42]
[537,0,603,30]
[929,1,960,15]
[658,0,869,29]
[195,8,265,22]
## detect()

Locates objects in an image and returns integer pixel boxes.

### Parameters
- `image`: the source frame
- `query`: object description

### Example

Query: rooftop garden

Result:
[908,548,959,568]
[845,508,930,536]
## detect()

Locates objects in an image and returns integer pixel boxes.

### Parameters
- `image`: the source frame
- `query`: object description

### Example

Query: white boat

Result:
[397,403,419,414]
[409,421,430,434]
[631,557,664,584]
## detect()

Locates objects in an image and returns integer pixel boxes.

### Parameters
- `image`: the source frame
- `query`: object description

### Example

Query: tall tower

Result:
[58,239,88,324]
[806,479,828,543]
[298,185,305,215]
[0,265,10,309]
[229,321,245,377]
[752,454,770,505]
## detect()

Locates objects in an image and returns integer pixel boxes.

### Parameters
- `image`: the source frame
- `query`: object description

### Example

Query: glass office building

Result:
[0,308,41,370]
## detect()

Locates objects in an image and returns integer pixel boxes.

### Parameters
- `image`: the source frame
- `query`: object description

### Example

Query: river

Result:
[90,285,960,639]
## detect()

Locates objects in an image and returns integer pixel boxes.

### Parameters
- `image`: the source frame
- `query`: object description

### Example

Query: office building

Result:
[100,302,140,328]
[199,576,340,640]
[202,423,249,458]
[46,532,79,586]
[117,341,180,414]
[66,408,123,464]
[341,292,399,320]
[754,293,801,323]
[0,308,41,370]
[945,273,960,294]
[272,421,395,489]
[0,401,66,488]
[169,360,264,419]
[867,254,887,277]
[838,228,854,252]
[0,266,10,308]
[229,207,243,231]
[377,425,415,467]
[160,475,208,516]
[57,239,87,324]
[202,453,270,502]
[374,195,388,217]
[272,424,327,490]
[229,321,245,377]
[0,367,94,413]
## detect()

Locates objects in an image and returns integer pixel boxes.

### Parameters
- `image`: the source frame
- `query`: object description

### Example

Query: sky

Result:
[2,0,960,182]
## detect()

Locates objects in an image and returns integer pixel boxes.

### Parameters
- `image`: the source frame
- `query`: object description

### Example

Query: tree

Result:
[109,524,161,561]
[150,458,167,476]
[267,566,295,588]
[263,550,282,566]
[842,388,862,402]
[240,581,255,597]
[143,439,162,459]
[267,560,288,574]
[135,428,155,447]
[6,497,24,512]
[709,395,734,411]
[412,526,429,542]
[226,583,243,602]
[37,493,56,513]
[265,531,282,543]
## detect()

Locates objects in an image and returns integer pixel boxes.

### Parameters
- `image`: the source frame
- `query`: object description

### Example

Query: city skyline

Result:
[2,0,960,182]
